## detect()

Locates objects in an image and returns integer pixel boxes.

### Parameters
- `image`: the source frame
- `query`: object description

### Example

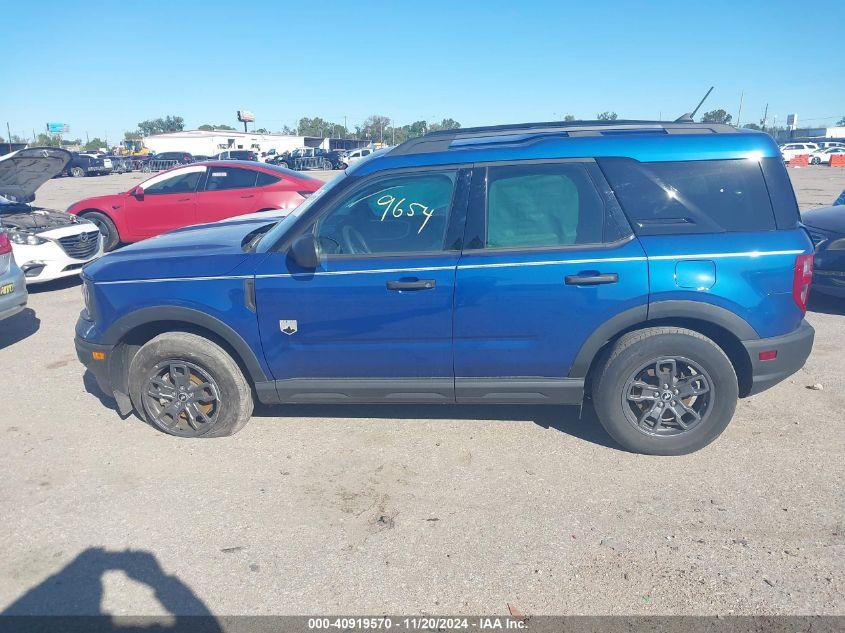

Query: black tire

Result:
[592,327,738,455]
[80,211,120,252]
[70,166,86,178]
[128,332,253,438]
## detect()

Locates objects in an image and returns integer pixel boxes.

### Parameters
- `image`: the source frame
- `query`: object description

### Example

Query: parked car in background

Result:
[65,152,112,177]
[150,151,194,164]
[212,150,257,161]
[342,146,376,165]
[0,148,103,284]
[192,155,211,162]
[815,141,845,150]
[808,147,845,165]
[779,142,819,161]
[80,152,114,173]
[75,120,814,455]
[67,161,321,250]
[803,200,845,298]
[0,221,27,320]
[106,155,133,174]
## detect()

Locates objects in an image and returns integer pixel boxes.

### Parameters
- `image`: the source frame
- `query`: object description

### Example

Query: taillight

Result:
[0,230,11,255]
[792,253,814,313]
[297,191,314,198]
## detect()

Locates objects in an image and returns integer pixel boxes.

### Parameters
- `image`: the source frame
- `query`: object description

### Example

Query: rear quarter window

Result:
[597,158,777,235]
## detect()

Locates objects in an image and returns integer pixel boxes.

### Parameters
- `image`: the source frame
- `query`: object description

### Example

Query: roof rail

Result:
[389,119,738,156]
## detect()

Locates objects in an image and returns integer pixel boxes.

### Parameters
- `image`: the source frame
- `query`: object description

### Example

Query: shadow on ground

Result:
[0,548,221,632]
[253,400,624,451]
[0,308,40,350]
[26,275,82,294]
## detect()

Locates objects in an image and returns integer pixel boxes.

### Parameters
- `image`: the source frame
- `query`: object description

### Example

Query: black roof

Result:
[390,119,739,156]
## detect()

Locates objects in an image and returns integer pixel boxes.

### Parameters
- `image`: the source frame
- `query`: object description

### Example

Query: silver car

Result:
[0,222,27,321]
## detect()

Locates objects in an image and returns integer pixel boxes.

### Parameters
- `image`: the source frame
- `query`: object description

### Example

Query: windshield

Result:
[255,172,349,253]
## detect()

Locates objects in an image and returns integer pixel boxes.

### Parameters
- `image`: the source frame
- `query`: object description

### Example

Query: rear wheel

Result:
[128,332,253,438]
[592,327,738,455]
[80,211,120,251]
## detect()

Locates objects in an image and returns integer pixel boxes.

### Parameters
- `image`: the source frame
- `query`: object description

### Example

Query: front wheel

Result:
[592,327,738,455]
[128,332,254,438]
[70,166,86,177]
[81,211,120,251]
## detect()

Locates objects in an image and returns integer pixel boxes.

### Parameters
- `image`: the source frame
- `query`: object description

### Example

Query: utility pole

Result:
[736,90,744,127]
[6,122,11,154]
[761,103,769,133]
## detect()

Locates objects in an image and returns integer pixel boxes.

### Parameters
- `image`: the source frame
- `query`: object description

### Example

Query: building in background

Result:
[143,130,368,157]
[777,126,845,143]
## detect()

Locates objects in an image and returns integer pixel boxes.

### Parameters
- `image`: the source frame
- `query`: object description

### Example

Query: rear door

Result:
[197,166,260,222]
[453,159,649,403]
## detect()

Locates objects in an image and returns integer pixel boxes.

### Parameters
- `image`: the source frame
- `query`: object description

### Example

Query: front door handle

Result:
[386,279,436,291]
[565,273,619,286]
[177,197,192,202]
[240,194,255,199]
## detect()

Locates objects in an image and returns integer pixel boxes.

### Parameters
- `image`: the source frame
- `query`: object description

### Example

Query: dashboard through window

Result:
[314,171,456,256]
[143,166,206,195]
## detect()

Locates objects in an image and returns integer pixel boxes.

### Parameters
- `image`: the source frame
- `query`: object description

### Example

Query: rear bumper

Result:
[0,266,27,321]
[742,320,814,396]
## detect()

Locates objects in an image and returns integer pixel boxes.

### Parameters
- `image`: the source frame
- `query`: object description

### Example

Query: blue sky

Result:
[2,0,843,142]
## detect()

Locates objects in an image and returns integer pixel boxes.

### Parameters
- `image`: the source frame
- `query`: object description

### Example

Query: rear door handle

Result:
[565,273,618,285]
[240,194,255,199]
[386,279,436,291]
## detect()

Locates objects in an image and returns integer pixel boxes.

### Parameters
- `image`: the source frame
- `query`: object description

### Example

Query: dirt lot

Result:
[0,167,843,617]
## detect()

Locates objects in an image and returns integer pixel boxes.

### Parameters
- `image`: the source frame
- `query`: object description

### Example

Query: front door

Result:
[124,165,205,239]
[254,168,469,402]
[453,160,649,403]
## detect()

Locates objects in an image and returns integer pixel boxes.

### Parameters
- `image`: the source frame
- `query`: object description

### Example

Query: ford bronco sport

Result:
[75,120,815,455]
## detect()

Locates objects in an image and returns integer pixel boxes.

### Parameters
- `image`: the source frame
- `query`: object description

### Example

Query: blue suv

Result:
[75,120,815,455]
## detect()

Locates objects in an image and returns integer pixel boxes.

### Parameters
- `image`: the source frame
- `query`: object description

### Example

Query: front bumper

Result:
[13,236,103,285]
[75,318,133,416]
[742,320,815,396]
[75,333,115,394]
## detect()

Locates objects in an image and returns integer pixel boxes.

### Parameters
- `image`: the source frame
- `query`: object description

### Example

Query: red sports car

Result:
[67,161,322,251]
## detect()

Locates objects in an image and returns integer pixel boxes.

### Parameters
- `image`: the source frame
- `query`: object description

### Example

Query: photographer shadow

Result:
[1,548,221,633]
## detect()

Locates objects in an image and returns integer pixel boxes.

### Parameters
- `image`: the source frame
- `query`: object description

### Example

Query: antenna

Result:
[674,86,714,123]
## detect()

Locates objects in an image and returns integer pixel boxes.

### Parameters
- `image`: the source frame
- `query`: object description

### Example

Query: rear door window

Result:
[204,167,258,191]
[255,171,281,187]
[598,158,777,234]
[485,163,605,248]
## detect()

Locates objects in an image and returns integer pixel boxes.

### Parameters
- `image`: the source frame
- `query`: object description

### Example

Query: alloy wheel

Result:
[142,360,221,437]
[621,356,713,437]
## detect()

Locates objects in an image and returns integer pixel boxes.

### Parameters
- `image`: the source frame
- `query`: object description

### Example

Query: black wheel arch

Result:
[574,301,758,397]
[101,306,268,396]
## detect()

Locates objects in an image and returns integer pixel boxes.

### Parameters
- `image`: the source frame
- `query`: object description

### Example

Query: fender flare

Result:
[102,305,268,383]
[568,300,759,378]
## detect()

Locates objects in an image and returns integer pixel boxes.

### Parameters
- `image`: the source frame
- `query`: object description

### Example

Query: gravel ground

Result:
[0,166,842,617]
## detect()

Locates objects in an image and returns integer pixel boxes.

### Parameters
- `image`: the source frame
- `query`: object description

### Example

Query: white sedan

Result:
[809,147,845,165]
[0,148,104,284]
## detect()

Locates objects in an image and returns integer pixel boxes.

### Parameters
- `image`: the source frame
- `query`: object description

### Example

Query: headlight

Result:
[827,237,845,251]
[9,231,48,246]
[82,279,95,321]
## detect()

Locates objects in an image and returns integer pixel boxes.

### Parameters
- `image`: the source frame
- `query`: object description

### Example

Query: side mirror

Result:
[133,186,145,199]
[290,232,320,269]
